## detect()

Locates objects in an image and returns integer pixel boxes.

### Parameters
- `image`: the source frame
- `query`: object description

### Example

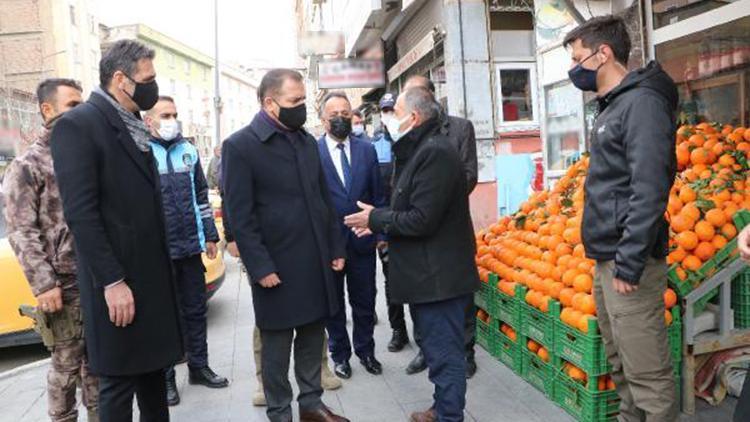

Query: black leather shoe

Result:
[188,366,229,388]
[406,351,427,375]
[466,355,477,379]
[388,329,409,352]
[334,361,352,379]
[166,375,180,406]
[360,356,383,375]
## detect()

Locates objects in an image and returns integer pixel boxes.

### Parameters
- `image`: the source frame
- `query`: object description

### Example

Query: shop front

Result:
[649,0,750,128]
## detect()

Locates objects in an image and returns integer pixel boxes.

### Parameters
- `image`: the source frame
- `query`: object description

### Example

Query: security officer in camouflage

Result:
[1,78,99,422]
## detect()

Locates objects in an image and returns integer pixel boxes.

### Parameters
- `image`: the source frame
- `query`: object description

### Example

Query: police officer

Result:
[144,96,229,406]
[2,78,99,422]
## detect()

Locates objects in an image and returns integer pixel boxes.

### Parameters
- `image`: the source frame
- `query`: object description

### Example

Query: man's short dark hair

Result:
[36,78,82,107]
[157,95,175,104]
[562,15,631,66]
[352,110,363,118]
[406,75,436,94]
[99,39,156,87]
[319,91,350,117]
[257,68,304,103]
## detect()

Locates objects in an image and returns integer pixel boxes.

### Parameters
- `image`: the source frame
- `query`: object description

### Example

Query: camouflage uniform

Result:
[1,128,99,422]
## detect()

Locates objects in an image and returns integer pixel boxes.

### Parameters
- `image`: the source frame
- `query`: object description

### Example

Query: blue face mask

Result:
[568,51,602,92]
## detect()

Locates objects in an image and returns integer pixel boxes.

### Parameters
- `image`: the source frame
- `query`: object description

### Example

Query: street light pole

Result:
[213,0,221,148]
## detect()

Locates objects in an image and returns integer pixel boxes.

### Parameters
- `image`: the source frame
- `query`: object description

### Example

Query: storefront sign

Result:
[297,31,344,57]
[387,34,435,82]
[318,59,385,89]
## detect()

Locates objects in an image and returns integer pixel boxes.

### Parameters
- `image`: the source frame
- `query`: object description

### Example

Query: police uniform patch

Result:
[182,153,193,166]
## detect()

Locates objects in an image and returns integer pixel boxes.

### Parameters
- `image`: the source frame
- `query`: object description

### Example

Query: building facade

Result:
[100,23,259,159]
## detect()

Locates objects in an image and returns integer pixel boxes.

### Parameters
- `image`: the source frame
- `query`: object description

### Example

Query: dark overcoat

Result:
[51,92,182,376]
[222,112,345,330]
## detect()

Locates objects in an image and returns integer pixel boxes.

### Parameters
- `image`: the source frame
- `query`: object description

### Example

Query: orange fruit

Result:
[665,310,673,326]
[683,255,703,271]
[668,247,688,264]
[712,235,728,250]
[559,288,576,308]
[682,203,701,222]
[670,215,695,233]
[562,269,580,287]
[607,378,616,390]
[679,186,697,203]
[579,294,597,315]
[688,134,705,147]
[694,242,716,261]
[664,288,677,309]
[706,208,728,227]
[578,314,591,333]
[548,282,565,300]
[694,221,716,241]
[537,347,550,363]
[573,274,594,293]
[675,231,699,251]
[690,148,709,165]
[527,339,541,353]
[568,365,587,383]
[722,224,738,240]
[598,376,607,391]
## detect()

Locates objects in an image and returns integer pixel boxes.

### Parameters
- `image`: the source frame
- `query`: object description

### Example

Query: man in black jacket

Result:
[399,75,480,378]
[51,39,182,422]
[565,16,678,421]
[222,69,348,422]
[345,87,479,422]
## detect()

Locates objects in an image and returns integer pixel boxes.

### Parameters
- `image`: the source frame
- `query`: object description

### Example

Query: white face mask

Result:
[157,118,179,141]
[352,124,365,136]
[386,114,413,142]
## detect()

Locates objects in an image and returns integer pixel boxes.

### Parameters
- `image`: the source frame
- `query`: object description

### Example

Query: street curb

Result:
[0,357,50,381]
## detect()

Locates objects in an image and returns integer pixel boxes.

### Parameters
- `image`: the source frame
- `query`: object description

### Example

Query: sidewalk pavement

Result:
[0,259,737,421]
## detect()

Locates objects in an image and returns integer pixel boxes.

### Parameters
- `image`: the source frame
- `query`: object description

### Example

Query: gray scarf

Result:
[94,86,151,152]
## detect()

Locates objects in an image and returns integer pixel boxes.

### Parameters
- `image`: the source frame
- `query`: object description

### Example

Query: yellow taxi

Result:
[0,192,227,348]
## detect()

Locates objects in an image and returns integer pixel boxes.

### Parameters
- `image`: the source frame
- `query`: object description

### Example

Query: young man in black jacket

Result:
[565,16,679,421]
[345,87,479,422]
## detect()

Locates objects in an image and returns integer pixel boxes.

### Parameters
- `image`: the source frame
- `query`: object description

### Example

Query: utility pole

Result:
[213,0,221,148]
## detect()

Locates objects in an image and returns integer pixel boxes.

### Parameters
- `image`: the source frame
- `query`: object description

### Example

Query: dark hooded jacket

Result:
[582,61,679,285]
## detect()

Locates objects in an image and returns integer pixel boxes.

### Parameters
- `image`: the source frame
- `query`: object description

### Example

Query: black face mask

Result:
[274,101,307,130]
[124,74,159,111]
[329,116,352,140]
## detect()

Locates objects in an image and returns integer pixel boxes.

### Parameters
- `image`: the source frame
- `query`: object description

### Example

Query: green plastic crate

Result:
[492,319,522,373]
[493,284,520,327]
[521,348,555,397]
[553,368,620,422]
[732,270,750,328]
[475,280,490,311]
[668,307,682,364]
[476,316,493,355]
[517,286,560,348]
[555,317,612,376]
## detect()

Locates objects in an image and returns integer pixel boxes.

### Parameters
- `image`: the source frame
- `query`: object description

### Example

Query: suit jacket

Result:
[50,91,182,376]
[316,135,386,255]
[369,118,479,305]
[222,112,346,330]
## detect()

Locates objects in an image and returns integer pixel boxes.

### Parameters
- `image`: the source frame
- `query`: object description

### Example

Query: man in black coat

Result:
[222,69,348,422]
[345,87,479,422]
[393,75,480,378]
[51,39,182,422]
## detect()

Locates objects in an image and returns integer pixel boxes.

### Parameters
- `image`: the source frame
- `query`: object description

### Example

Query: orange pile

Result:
[475,123,750,335]
[668,124,750,281]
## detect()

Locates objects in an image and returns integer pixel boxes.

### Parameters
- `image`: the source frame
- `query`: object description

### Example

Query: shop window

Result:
[656,15,750,126]
[496,64,538,126]
[652,0,744,29]
[544,81,585,173]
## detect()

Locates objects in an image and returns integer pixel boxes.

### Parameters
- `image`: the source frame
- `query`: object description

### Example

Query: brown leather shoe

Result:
[409,408,437,422]
[299,405,350,422]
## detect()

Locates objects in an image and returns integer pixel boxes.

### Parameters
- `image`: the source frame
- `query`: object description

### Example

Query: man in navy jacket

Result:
[317,92,386,379]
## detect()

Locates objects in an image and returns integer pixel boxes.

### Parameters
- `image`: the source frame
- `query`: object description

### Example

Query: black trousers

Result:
[260,320,326,422]
[382,245,476,358]
[166,255,208,380]
[98,370,169,422]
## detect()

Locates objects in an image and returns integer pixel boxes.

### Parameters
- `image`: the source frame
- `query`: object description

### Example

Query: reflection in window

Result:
[652,0,742,30]
[499,69,533,123]
[545,82,583,171]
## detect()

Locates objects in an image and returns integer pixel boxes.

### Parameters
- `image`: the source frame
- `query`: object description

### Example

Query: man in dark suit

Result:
[222,69,349,422]
[316,92,386,380]
[51,39,182,422]
[397,75,480,379]
[345,87,479,422]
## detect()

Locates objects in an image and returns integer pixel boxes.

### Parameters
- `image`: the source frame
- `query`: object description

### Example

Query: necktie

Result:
[337,143,352,192]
